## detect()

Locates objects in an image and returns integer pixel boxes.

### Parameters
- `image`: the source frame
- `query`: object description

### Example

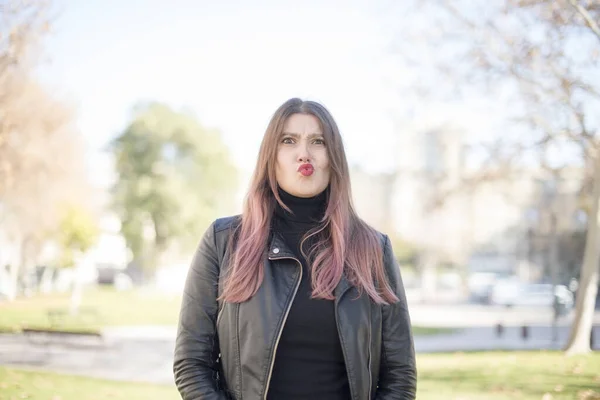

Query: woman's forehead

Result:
[282,113,323,135]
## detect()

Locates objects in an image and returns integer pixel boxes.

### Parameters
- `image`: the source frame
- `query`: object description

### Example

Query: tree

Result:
[0,0,91,300]
[56,203,99,313]
[110,102,238,280]
[57,204,100,269]
[394,0,599,354]
[1,0,51,196]
[388,233,418,265]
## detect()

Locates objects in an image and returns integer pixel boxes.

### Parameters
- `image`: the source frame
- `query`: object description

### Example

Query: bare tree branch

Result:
[568,0,600,41]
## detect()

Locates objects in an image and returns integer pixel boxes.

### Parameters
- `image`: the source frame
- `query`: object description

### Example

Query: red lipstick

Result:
[298,163,314,176]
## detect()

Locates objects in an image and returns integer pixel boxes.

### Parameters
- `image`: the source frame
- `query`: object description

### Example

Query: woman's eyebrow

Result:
[281,132,323,138]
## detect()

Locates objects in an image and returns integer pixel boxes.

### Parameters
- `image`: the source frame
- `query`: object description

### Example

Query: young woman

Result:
[174,98,417,399]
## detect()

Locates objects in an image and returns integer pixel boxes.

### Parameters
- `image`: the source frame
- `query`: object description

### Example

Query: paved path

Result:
[415,325,600,352]
[408,304,600,328]
[1,305,599,385]
[2,325,598,385]
[0,333,176,385]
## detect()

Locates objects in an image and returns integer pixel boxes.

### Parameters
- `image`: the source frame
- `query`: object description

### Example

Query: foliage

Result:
[110,102,238,274]
[56,204,100,268]
[388,233,418,264]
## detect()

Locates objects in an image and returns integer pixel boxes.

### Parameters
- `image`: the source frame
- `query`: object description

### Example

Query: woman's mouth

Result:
[298,164,314,177]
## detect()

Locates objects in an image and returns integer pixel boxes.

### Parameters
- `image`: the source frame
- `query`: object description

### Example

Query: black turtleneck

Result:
[267,188,351,400]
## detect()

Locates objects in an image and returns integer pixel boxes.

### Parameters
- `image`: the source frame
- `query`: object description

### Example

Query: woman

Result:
[173,98,416,400]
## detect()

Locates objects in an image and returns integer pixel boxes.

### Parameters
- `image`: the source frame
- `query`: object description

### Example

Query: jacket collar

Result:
[266,232,296,259]
[267,232,353,299]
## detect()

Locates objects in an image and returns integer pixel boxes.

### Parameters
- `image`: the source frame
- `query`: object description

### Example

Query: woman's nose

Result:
[297,142,311,162]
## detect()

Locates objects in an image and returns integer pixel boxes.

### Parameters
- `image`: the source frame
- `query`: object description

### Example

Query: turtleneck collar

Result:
[274,186,328,224]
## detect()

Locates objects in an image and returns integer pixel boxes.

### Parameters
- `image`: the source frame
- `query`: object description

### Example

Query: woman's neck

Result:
[274,187,327,223]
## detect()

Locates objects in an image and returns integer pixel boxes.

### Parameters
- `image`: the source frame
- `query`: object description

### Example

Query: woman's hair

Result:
[219,98,398,305]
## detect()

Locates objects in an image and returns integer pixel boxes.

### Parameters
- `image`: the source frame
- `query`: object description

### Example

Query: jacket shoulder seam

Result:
[213,215,242,235]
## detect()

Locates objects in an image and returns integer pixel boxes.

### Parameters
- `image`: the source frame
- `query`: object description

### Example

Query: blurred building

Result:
[86,212,129,269]
[351,123,584,287]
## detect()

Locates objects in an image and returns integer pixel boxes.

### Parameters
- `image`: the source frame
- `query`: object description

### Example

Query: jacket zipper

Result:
[367,305,372,399]
[334,289,357,400]
[335,287,373,399]
[262,246,304,400]
[216,302,225,327]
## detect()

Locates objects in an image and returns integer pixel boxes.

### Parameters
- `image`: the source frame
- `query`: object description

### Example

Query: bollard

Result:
[521,325,529,340]
[495,323,504,337]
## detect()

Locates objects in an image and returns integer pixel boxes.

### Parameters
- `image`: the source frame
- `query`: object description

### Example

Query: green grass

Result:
[0,287,182,333]
[417,351,600,400]
[0,287,445,336]
[412,326,456,336]
[1,352,598,399]
[0,367,180,400]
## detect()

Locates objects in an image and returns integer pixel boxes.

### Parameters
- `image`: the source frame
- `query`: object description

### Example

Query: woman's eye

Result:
[313,139,325,145]
[282,137,294,144]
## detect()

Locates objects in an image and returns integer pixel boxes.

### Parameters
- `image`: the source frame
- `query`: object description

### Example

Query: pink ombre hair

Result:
[220,98,398,305]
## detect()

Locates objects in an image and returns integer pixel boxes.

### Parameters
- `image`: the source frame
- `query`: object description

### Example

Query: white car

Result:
[490,281,574,309]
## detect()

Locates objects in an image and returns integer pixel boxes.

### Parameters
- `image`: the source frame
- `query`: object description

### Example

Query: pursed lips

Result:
[298,164,314,176]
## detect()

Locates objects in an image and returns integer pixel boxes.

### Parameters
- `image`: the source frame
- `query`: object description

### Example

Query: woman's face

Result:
[275,113,330,198]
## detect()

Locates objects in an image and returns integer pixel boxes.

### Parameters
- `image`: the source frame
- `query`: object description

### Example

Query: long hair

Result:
[219,98,398,305]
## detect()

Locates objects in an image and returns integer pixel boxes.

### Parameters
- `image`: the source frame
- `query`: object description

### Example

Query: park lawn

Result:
[417,351,600,400]
[0,287,447,336]
[412,326,456,336]
[0,287,182,333]
[1,352,598,400]
[0,367,180,400]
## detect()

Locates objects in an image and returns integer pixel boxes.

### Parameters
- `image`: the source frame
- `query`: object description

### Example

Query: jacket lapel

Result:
[266,232,296,260]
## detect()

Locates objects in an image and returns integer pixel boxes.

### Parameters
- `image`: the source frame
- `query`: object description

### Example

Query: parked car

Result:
[490,281,574,309]
[97,264,133,291]
[468,272,500,304]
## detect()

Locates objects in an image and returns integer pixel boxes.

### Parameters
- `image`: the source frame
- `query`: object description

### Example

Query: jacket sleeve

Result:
[375,235,417,399]
[173,221,229,400]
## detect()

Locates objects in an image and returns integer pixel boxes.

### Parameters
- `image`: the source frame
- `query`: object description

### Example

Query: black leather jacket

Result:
[173,216,416,400]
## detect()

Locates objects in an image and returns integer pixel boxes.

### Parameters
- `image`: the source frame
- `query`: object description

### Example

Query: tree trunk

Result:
[549,212,560,343]
[69,275,82,315]
[7,262,19,301]
[39,266,55,294]
[420,251,438,303]
[564,157,600,355]
[6,235,24,301]
[69,253,85,315]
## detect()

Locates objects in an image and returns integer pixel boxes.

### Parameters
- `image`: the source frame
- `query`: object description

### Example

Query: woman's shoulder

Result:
[356,218,388,248]
[201,215,242,258]
[212,214,242,234]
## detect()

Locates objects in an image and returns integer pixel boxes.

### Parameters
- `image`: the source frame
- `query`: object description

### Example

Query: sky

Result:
[27,0,595,269]
[36,0,414,192]
[33,0,593,201]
